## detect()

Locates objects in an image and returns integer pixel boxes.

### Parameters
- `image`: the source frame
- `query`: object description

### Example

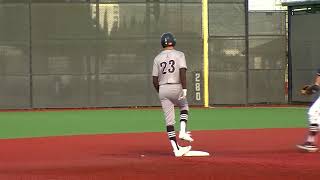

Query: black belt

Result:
[161,83,180,85]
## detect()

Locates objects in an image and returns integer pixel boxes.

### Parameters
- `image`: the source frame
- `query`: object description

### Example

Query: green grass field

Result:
[0,107,308,139]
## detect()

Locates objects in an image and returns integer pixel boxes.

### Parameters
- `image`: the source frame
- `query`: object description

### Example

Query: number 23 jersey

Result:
[152,49,187,86]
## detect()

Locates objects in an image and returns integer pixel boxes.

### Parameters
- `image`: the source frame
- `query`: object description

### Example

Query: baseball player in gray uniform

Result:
[297,68,320,152]
[152,32,193,157]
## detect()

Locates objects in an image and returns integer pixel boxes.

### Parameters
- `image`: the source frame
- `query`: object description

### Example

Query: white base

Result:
[296,145,318,153]
[184,150,210,157]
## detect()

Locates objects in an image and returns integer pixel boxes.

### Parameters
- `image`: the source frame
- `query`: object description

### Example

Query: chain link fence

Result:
[0,0,287,109]
[289,6,320,102]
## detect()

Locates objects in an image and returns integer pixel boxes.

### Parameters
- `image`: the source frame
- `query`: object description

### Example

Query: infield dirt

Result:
[0,128,319,180]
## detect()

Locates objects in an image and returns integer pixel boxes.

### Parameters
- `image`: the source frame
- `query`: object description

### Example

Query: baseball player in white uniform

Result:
[297,69,320,152]
[152,32,193,157]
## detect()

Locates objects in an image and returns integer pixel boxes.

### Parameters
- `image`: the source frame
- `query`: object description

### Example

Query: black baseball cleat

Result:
[296,142,319,152]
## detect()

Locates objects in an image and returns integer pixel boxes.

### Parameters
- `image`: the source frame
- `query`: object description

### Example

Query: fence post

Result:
[202,0,209,107]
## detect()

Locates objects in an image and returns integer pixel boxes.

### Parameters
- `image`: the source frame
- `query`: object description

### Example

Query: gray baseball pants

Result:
[158,84,189,126]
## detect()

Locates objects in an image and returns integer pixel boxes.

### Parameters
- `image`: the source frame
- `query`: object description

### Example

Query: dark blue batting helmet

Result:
[160,32,176,48]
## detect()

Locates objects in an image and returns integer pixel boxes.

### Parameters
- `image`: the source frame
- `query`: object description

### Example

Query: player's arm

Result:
[301,70,320,95]
[153,76,159,93]
[180,68,187,89]
[178,53,188,99]
[310,74,320,93]
[309,75,320,93]
[315,69,320,86]
[311,69,320,90]
[179,52,187,89]
[179,68,187,100]
[152,60,159,93]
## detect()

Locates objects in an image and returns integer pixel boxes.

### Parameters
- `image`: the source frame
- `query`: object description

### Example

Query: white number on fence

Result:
[195,72,201,101]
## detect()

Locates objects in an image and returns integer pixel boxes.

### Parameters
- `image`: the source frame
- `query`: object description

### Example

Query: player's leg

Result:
[160,96,191,157]
[180,110,188,134]
[297,97,320,152]
[161,98,178,149]
[176,96,193,142]
[305,98,320,145]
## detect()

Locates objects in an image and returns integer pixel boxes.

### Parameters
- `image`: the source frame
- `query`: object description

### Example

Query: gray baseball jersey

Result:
[152,49,189,126]
[152,49,187,85]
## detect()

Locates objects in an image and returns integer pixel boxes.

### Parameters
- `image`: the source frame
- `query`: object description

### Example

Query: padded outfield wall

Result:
[0,0,286,109]
[287,3,320,103]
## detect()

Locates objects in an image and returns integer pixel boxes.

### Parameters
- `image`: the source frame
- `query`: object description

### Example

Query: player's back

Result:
[153,49,187,86]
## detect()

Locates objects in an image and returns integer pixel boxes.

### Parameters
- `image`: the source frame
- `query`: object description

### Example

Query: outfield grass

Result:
[0,107,308,139]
